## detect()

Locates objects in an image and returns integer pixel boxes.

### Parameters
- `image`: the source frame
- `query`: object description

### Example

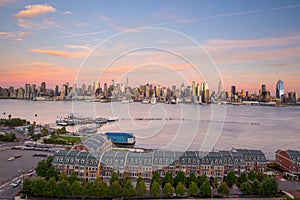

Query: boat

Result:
[95,117,108,124]
[56,120,68,126]
[104,132,136,147]
[141,99,150,104]
[107,117,119,122]
[121,99,130,104]
[151,96,157,104]
[66,119,75,126]
[8,156,15,161]
[78,125,99,134]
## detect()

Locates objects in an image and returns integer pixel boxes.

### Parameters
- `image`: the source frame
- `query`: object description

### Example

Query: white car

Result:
[10,180,21,187]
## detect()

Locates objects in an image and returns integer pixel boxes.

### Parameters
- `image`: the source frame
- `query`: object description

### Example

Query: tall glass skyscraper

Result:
[276,79,284,102]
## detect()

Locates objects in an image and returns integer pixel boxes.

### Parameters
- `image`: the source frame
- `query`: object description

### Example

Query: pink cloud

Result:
[13,4,56,19]
[31,48,88,58]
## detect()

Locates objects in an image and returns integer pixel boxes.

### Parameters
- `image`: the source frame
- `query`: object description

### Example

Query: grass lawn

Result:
[58,136,85,144]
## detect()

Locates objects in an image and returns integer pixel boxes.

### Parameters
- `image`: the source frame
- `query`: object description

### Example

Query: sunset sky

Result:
[0,0,300,95]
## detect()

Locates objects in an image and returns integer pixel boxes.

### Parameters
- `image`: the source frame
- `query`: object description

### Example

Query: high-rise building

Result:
[103,83,108,97]
[192,81,196,97]
[262,84,266,93]
[231,86,236,96]
[276,79,284,102]
[40,82,46,94]
[218,80,223,95]
[25,83,31,99]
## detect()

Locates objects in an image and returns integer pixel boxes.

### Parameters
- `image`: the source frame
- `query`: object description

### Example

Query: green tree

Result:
[58,171,68,182]
[238,172,248,186]
[84,181,96,196]
[45,166,58,181]
[240,182,252,195]
[150,181,161,197]
[162,172,174,187]
[200,180,211,197]
[197,174,207,187]
[188,172,197,187]
[123,179,135,197]
[46,177,57,196]
[110,172,120,185]
[225,171,237,187]
[175,171,186,187]
[151,171,162,185]
[262,176,278,195]
[70,181,83,196]
[31,177,48,196]
[35,160,48,177]
[256,172,265,182]
[94,177,109,196]
[110,180,122,197]
[217,182,229,197]
[56,179,69,197]
[189,181,199,197]
[22,177,34,196]
[175,182,186,196]
[35,156,53,177]
[252,178,263,195]
[135,178,147,197]
[69,172,79,185]
[163,182,174,197]
[248,170,256,181]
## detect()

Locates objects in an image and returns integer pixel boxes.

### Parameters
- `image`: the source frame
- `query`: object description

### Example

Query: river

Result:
[1,99,299,160]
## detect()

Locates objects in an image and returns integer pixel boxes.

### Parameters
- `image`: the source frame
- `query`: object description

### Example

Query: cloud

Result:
[31,48,88,58]
[0,0,14,7]
[63,11,72,15]
[0,31,32,40]
[99,15,125,31]
[204,35,300,51]
[0,62,75,87]
[65,44,91,50]
[32,61,53,66]
[60,30,107,38]
[199,4,300,21]
[13,4,58,29]
[13,4,56,19]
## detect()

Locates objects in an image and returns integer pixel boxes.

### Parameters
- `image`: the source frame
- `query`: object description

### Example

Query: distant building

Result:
[276,149,300,175]
[276,79,284,102]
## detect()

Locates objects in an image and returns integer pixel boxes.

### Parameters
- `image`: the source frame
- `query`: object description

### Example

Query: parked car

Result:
[10,180,21,187]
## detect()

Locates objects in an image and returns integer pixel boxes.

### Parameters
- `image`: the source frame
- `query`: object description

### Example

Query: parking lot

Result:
[0,149,47,186]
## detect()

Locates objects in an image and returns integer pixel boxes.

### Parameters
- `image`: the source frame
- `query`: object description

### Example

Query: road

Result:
[0,127,50,199]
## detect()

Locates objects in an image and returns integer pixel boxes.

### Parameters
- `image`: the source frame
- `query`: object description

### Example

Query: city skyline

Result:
[1,1,300,94]
[1,78,298,104]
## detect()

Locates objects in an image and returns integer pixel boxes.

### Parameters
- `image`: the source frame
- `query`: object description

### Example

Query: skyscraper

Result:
[276,79,284,102]
[231,86,236,95]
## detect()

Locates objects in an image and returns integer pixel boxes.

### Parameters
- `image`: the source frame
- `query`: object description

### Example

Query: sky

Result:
[0,0,300,95]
